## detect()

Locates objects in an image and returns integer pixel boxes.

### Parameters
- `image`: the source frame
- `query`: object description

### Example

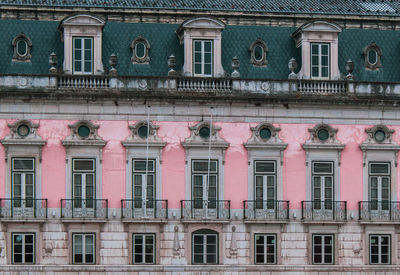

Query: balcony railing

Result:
[60,199,108,219]
[177,78,232,91]
[301,200,347,221]
[58,75,110,88]
[180,200,230,220]
[121,199,168,219]
[0,198,47,219]
[358,201,400,221]
[243,200,289,220]
[297,80,347,95]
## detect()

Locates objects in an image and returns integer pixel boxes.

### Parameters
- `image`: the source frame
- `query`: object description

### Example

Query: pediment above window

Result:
[60,14,105,28]
[177,17,225,41]
[122,121,166,148]
[244,123,287,150]
[182,121,229,149]
[62,120,105,147]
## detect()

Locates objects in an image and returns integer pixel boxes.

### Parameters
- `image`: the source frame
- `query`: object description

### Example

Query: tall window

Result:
[72,159,95,208]
[255,234,276,264]
[133,159,155,208]
[73,233,95,264]
[369,163,390,210]
[12,158,35,208]
[193,40,213,77]
[311,43,329,79]
[12,233,35,264]
[192,160,218,208]
[192,229,218,264]
[73,37,93,74]
[254,161,276,209]
[312,162,334,210]
[370,235,390,264]
[312,234,334,264]
[132,233,155,264]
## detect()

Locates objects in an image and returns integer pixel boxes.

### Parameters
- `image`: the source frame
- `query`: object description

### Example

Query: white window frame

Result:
[193,40,213,77]
[369,234,391,265]
[254,160,276,209]
[132,233,156,264]
[72,37,93,75]
[312,234,334,265]
[191,159,218,207]
[254,233,277,264]
[11,158,35,209]
[132,159,156,208]
[310,43,330,79]
[369,162,390,210]
[72,158,96,208]
[12,233,35,264]
[192,230,218,264]
[72,233,95,264]
[312,161,334,210]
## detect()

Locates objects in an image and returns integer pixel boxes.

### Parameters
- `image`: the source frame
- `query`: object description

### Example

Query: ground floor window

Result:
[192,229,218,264]
[312,234,334,264]
[12,233,35,264]
[370,234,390,264]
[133,233,155,264]
[255,234,276,264]
[73,233,95,264]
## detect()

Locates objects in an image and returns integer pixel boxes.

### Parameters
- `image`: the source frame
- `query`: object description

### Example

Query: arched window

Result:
[131,36,150,64]
[363,42,382,70]
[12,33,32,62]
[249,39,268,66]
[192,229,218,264]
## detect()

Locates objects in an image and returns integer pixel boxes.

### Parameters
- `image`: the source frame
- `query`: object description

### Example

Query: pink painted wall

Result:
[0,120,399,210]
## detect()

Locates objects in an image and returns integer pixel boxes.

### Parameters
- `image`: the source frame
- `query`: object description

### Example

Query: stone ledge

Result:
[243,219,289,224]
[0,218,47,223]
[180,219,231,224]
[60,219,108,223]
[120,219,168,224]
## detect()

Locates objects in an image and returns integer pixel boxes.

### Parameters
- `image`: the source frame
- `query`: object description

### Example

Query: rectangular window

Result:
[192,231,218,264]
[72,159,95,208]
[369,162,390,210]
[73,37,93,74]
[311,43,330,79]
[192,160,218,209]
[312,162,334,210]
[12,158,35,208]
[370,234,390,264]
[12,233,35,264]
[133,159,155,209]
[193,40,213,77]
[312,234,334,264]
[254,161,276,209]
[132,233,155,264]
[254,234,276,264]
[73,233,95,264]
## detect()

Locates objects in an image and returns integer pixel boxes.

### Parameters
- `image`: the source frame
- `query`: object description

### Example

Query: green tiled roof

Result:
[0,19,400,82]
[1,0,400,17]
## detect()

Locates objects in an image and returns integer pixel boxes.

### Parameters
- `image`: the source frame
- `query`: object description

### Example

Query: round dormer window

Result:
[259,127,271,140]
[138,125,148,139]
[16,40,28,57]
[77,125,90,138]
[199,126,210,139]
[374,129,386,142]
[17,124,30,137]
[317,129,329,141]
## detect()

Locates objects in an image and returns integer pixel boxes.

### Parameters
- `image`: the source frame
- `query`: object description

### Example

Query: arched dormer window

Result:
[249,39,268,66]
[176,17,225,77]
[363,42,382,70]
[12,33,32,62]
[131,36,150,64]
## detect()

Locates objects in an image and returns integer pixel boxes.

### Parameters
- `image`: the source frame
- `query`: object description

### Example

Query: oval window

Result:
[138,125,148,139]
[199,126,210,139]
[135,42,146,59]
[77,125,90,138]
[374,130,386,142]
[259,128,271,140]
[368,49,377,65]
[17,124,30,137]
[16,40,27,57]
[317,129,329,141]
[254,45,264,62]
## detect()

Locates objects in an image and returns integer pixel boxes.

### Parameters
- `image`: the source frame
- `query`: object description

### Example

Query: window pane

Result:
[13,159,34,170]
[74,160,94,171]
[255,161,275,173]
[321,44,329,55]
[134,160,154,172]
[313,162,332,173]
[193,161,217,172]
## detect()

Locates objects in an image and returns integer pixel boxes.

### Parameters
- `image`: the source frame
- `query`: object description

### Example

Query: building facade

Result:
[0,0,399,274]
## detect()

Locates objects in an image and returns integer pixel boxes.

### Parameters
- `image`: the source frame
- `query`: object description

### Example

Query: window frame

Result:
[72,233,96,264]
[72,36,94,75]
[132,159,156,208]
[310,43,330,80]
[254,233,277,265]
[369,234,391,265]
[192,229,219,264]
[11,157,35,208]
[191,159,218,208]
[312,161,334,209]
[72,158,96,208]
[312,234,334,265]
[254,160,276,209]
[132,233,156,264]
[368,162,391,210]
[193,40,213,77]
[11,232,35,265]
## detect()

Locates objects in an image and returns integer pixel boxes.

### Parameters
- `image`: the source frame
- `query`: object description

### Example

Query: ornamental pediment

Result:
[61,14,105,27]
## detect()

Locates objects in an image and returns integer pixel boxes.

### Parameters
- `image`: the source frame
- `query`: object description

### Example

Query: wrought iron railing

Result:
[60,199,108,219]
[121,199,168,219]
[58,75,110,88]
[297,80,347,95]
[301,200,347,221]
[180,200,230,219]
[177,77,232,91]
[243,200,289,220]
[358,201,400,221]
[0,198,48,219]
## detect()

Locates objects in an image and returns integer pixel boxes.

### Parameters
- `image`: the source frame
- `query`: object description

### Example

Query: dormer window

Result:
[59,14,105,75]
[177,17,225,77]
[363,42,382,70]
[131,36,150,64]
[311,43,329,79]
[12,33,32,62]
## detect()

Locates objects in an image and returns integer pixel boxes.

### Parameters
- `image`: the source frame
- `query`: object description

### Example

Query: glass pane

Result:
[204,41,212,52]
[74,235,83,253]
[193,161,217,172]
[321,56,328,66]
[311,44,319,55]
[85,235,94,253]
[321,44,329,55]
[74,160,94,171]
[313,162,333,173]
[17,40,27,56]
[135,43,145,58]
[204,52,212,63]
[321,67,329,77]
[194,64,201,74]
[254,45,263,61]
[134,160,154,172]
[194,41,201,51]
[312,56,318,66]
[324,255,332,263]
[84,38,92,50]
[84,61,92,73]
[255,161,275,173]
[74,61,82,72]
[74,38,82,49]
[312,67,318,77]
[368,50,377,64]
[204,63,212,75]
[13,159,34,170]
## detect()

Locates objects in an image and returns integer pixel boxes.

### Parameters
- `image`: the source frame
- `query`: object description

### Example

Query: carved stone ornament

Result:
[1,120,46,162]
[360,125,400,166]
[62,120,106,148]
[229,226,238,258]
[131,35,150,64]
[249,39,268,66]
[12,33,32,62]
[173,225,180,257]
[244,123,287,165]
[122,120,166,151]
[302,124,345,165]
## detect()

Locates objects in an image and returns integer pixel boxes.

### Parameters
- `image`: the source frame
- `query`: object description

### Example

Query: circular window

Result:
[374,130,386,142]
[199,126,210,139]
[17,124,30,137]
[254,45,264,62]
[16,40,27,57]
[317,129,329,141]
[138,125,148,139]
[368,49,378,65]
[77,125,90,138]
[135,42,146,59]
[259,127,272,140]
